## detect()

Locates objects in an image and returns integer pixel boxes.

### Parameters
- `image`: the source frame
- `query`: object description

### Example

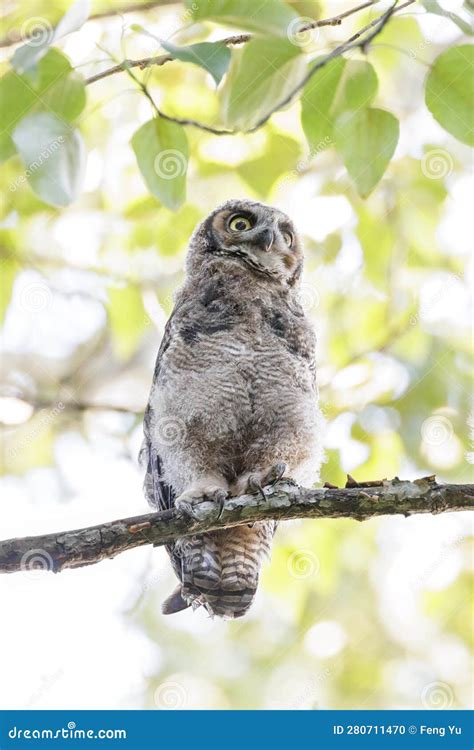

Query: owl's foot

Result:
[231,462,287,500]
[175,476,229,516]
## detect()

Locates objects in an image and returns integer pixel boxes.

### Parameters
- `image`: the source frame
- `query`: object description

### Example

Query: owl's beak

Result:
[255,229,274,252]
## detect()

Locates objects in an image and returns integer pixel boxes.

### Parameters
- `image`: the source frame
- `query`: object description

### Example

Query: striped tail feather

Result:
[163,522,276,619]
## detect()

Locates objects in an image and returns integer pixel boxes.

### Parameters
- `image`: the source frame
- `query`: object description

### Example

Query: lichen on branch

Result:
[0,477,472,576]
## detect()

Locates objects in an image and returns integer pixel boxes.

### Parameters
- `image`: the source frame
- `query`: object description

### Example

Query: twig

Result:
[0,476,471,575]
[0,1,178,48]
[33,399,145,415]
[85,54,171,85]
[248,0,414,133]
[84,0,381,86]
[85,0,414,136]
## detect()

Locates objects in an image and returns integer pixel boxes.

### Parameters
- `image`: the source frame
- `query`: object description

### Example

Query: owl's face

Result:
[193,200,303,285]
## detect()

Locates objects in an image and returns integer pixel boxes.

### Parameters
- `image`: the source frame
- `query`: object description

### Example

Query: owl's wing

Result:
[140,318,190,613]
[142,422,189,613]
[140,439,174,511]
[140,314,176,513]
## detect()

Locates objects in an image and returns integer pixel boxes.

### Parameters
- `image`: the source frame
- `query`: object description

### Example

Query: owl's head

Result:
[187,199,303,286]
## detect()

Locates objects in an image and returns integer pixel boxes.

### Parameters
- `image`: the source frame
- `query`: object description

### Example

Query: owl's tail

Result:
[162,523,276,619]
[161,584,190,614]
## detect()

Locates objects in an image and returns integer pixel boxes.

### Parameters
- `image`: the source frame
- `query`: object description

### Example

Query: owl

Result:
[140,199,323,618]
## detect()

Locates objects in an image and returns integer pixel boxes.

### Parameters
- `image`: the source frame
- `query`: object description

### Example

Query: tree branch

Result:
[248,0,414,133]
[1,477,472,575]
[0,1,179,48]
[84,0,414,135]
[84,0,381,86]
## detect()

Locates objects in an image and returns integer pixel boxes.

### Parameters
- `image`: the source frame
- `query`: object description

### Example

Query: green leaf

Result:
[152,204,201,256]
[0,134,16,163]
[12,112,85,207]
[425,45,474,146]
[131,118,188,211]
[0,257,19,324]
[32,48,86,121]
[187,0,298,36]
[237,131,301,197]
[220,37,305,130]
[334,108,399,197]
[12,0,89,73]
[107,285,147,359]
[0,48,85,153]
[159,39,231,86]
[301,58,346,152]
[301,58,378,153]
[334,60,379,112]
[131,27,230,86]
[423,0,473,36]
[0,72,37,139]
[356,205,395,286]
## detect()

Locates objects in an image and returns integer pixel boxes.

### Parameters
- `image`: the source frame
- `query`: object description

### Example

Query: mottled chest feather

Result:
[172,269,315,361]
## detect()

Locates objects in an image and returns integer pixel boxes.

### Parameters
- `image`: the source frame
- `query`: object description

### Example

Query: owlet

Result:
[141,199,322,618]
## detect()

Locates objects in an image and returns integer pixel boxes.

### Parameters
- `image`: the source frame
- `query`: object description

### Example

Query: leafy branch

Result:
[247,0,413,133]
[84,0,379,86]
[85,0,415,138]
[84,0,394,139]
[3,0,472,208]
[78,0,416,174]
[0,0,178,48]
[0,477,472,575]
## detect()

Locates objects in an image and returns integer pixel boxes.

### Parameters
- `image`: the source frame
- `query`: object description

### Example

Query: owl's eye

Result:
[282,231,293,248]
[229,215,252,232]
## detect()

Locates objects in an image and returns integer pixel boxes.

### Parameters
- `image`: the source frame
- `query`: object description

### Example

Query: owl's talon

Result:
[175,499,195,517]
[175,477,229,515]
[213,489,229,520]
[248,476,267,503]
[231,462,289,499]
[267,461,287,485]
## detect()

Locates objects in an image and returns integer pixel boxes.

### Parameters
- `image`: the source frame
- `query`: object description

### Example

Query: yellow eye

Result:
[229,215,252,232]
[282,231,293,247]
